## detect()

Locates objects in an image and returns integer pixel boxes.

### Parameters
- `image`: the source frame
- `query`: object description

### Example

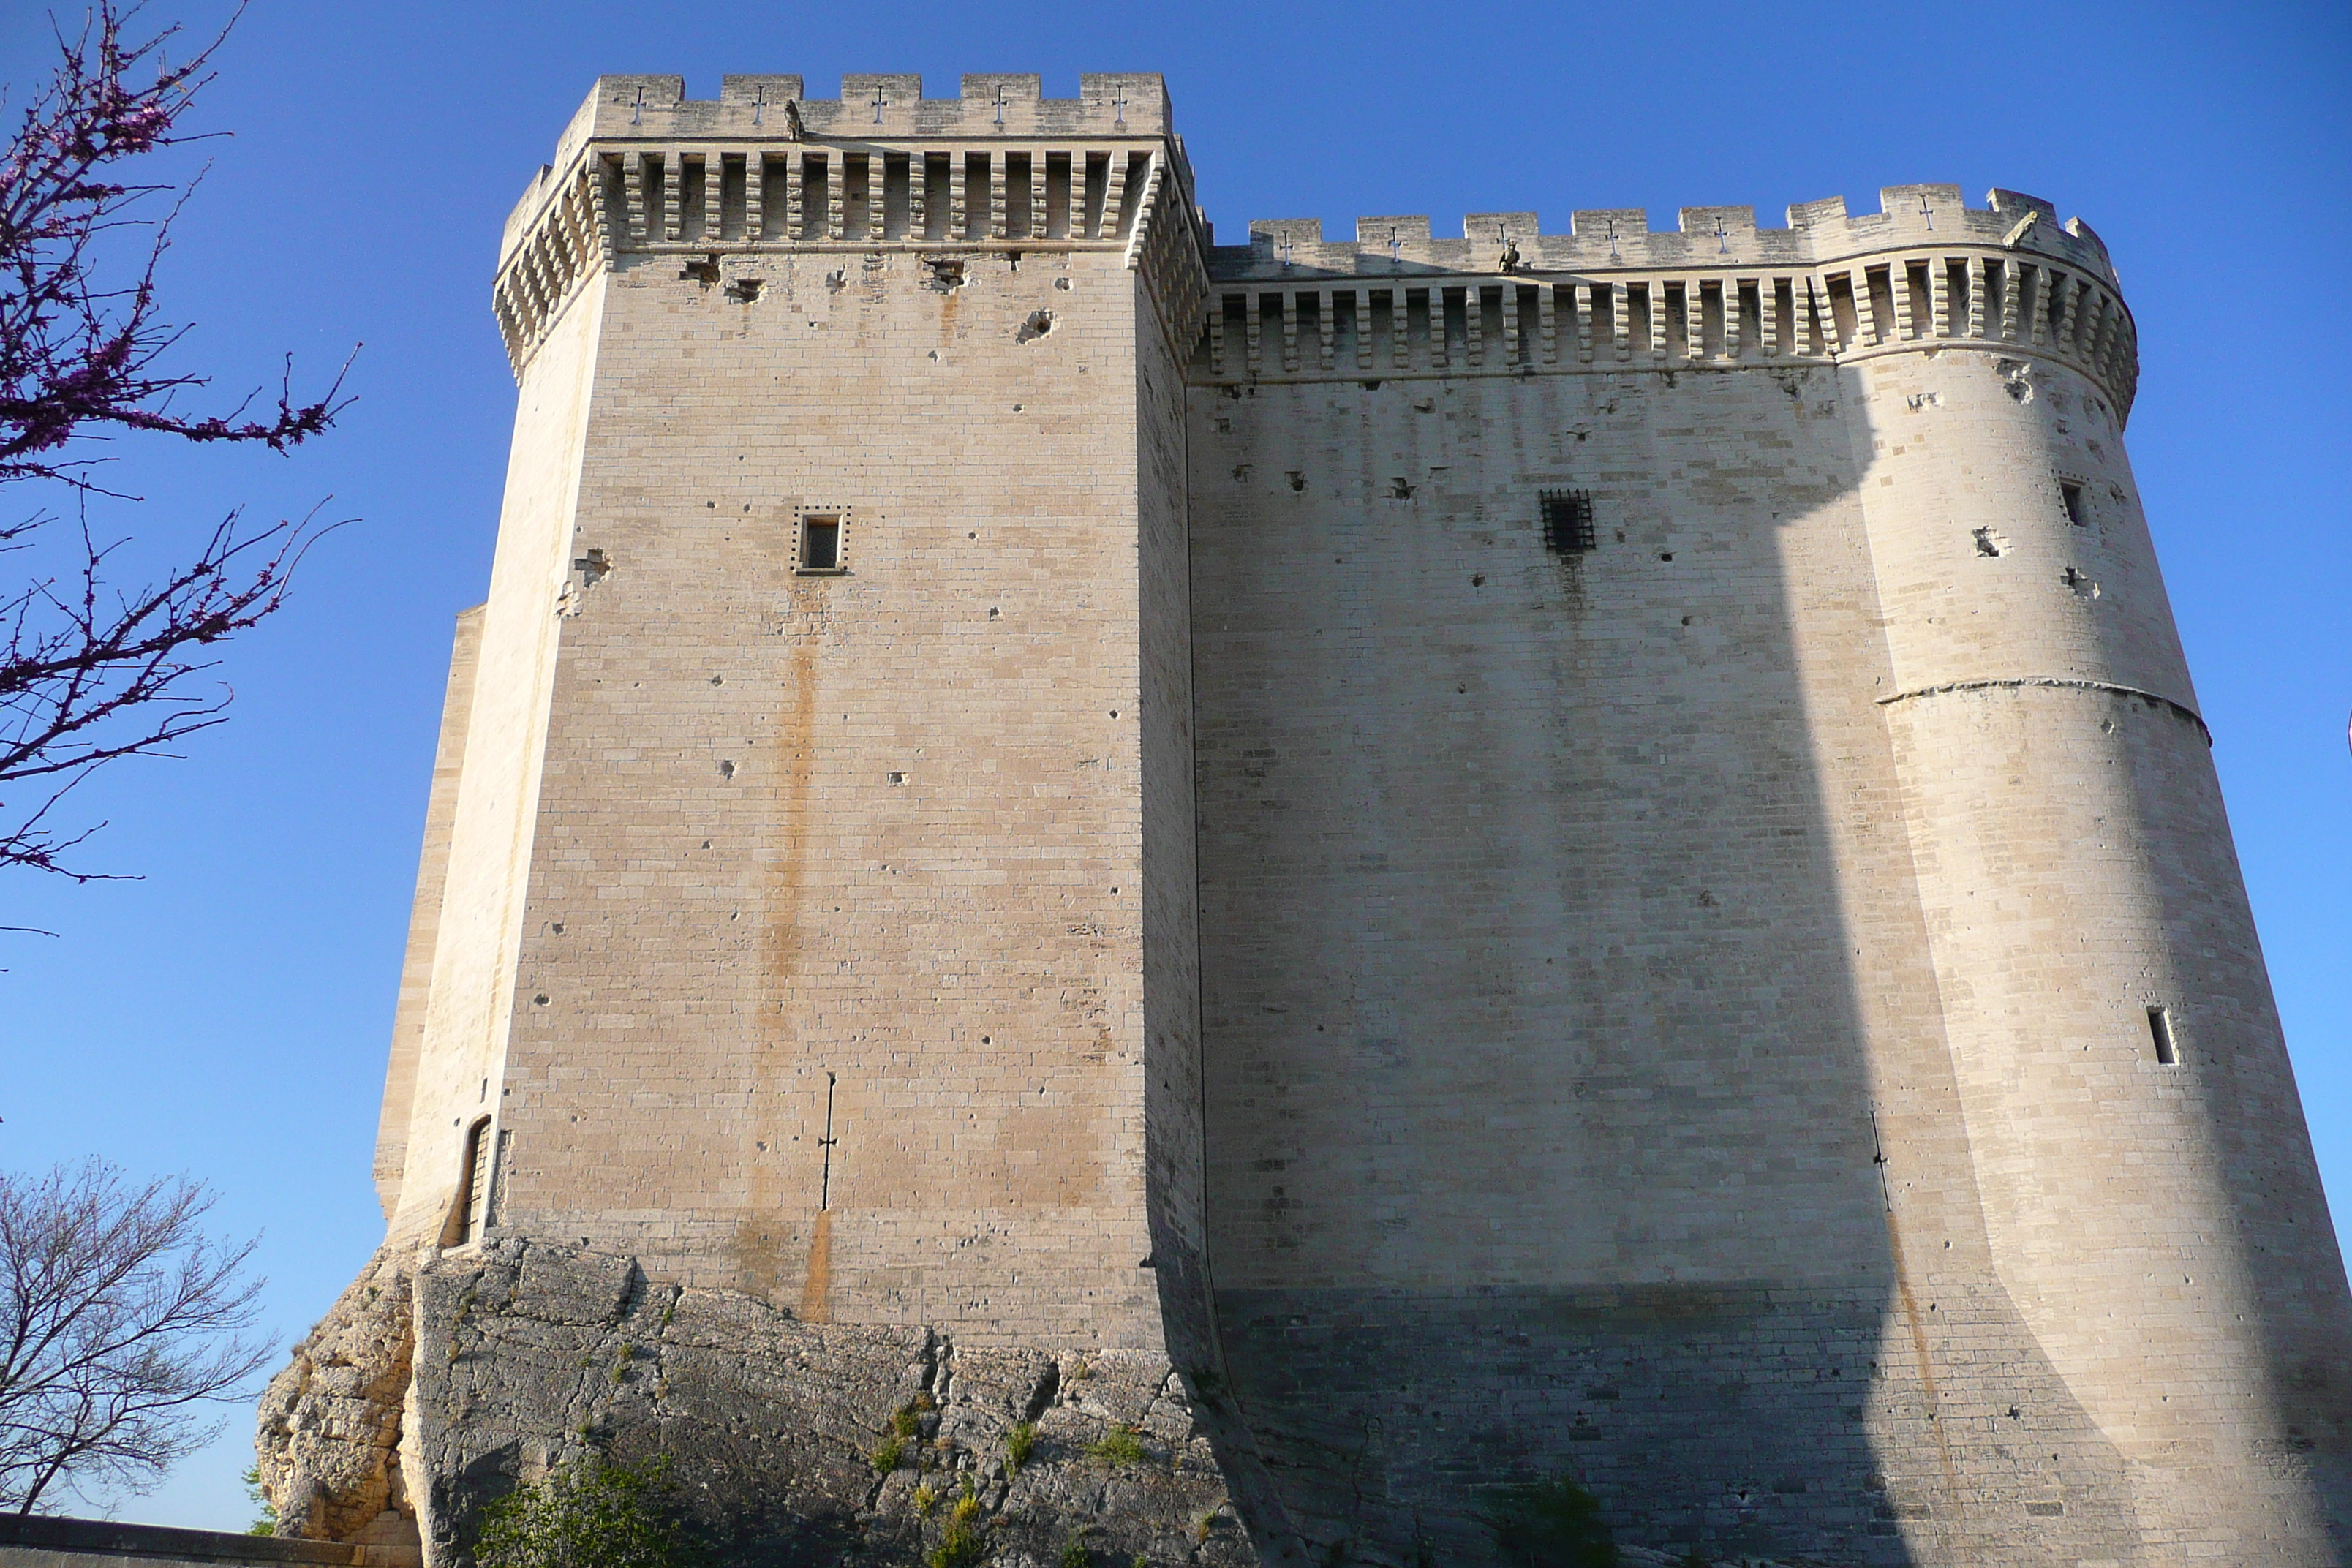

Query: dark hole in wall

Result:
[1442,287,1470,361]
[845,154,873,235]
[1827,274,1859,349]
[2061,482,2085,524]
[679,157,710,241]
[2148,1007,2178,1066]
[922,154,951,240]
[755,154,785,239]
[1082,151,1110,238]
[719,154,747,239]
[882,152,911,239]
[1866,268,1898,344]
[1006,153,1033,241]
[1905,261,1934,336]
[639,154,667,241]
[799,154,829,241]
[801,518,840,571]
[1043,151,1072,240]
[963,154,991,241]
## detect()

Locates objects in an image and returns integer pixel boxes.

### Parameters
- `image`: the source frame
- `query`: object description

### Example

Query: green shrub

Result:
[1087,1423,1144,1466]
[1006,1420,1038,1472]
[913,1483,938,1516]
[1058,1537,1089,1568]
[870,1435,905,1474]
[1479,1475,1616,1568]
[474,1453,698,1568]
[241,1466,276,1537]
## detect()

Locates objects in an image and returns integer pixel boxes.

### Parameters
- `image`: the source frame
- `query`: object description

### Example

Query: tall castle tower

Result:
[260,72,2352,1568]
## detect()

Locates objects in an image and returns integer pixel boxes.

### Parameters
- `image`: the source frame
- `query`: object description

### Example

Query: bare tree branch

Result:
[0,1160,273,1513]
[0,1,353,878]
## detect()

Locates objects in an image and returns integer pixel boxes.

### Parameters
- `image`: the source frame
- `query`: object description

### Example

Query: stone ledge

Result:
[0,1517,361,1568]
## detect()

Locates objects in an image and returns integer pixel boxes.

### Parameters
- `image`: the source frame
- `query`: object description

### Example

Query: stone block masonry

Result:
[261,69,2352,1568]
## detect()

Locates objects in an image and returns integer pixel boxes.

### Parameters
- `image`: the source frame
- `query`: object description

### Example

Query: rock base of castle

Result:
[257,1241,1256,1568]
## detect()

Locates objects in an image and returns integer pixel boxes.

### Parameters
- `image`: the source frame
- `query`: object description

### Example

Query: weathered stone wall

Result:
[479,233,1169,1338]
[1851,347,2352,1554]
[377,274,610,1253]
[375,607,483,1221]
[1186,253,2351,1559]
[1185,358,2155,1563]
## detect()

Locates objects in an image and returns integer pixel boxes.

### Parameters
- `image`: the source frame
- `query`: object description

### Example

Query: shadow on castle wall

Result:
[1186,361,2138,1567]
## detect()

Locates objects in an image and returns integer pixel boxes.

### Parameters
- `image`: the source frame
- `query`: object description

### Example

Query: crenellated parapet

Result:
[491,72,1210,377]
[1199,186,2138,421]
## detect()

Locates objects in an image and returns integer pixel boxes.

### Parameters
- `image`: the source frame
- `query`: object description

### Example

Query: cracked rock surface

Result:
[255,1247,418,1552]
[337,1239,1254,1567]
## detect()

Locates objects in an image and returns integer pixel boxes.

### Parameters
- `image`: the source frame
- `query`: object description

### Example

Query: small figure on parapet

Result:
[1499,235,1523,274]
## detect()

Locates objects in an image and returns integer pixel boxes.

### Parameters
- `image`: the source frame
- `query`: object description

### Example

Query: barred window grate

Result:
[1541,489,1596,554]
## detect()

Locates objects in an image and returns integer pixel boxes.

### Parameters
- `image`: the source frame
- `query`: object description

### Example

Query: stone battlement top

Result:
[557,71,1171,157]
[1213,187,2116,285]
[504,74,1186,260]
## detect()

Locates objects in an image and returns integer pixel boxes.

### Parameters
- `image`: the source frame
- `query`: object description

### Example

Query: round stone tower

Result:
[1847,194,2352,1558]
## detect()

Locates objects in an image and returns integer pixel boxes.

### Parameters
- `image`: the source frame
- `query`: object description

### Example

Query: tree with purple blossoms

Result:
[0,1,349,881]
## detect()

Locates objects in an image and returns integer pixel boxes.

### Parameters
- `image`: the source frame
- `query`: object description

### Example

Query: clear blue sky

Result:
[1,0,2345,1534]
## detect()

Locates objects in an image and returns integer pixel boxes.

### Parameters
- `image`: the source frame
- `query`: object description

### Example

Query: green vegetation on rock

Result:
[474,1453,698,1568]
[929,1492,985,1567]
[1087,1423,1145,1467]
[1480,1475,1616,1568]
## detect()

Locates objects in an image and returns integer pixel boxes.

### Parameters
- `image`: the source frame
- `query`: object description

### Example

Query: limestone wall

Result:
[385,280,608,1251]
[1852,347,2352,1557]
[479,234,1166,1346]
[376,607,485,1219]
[1185,355,2136,1563]
[1187,191,2350,1561]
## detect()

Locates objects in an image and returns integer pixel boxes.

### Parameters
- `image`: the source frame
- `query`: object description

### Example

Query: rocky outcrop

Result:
[254,1248,418,1554]
[260,1240,1255,1567]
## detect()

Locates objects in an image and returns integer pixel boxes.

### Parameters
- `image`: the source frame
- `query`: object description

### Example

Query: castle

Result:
[256,72,2352,1567]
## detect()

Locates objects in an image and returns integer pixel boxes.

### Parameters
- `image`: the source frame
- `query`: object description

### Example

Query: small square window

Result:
[797,512,845,573]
